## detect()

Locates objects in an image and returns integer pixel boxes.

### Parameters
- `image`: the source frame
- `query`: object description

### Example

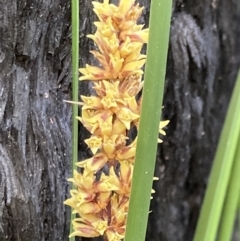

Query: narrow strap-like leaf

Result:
[124,1,172,240]
[70,0,79,240]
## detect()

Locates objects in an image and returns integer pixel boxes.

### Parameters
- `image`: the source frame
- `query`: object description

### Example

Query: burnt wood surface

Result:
[0,0,240,241]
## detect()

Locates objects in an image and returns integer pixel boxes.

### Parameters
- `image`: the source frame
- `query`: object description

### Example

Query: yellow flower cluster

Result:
[64,0,169,240]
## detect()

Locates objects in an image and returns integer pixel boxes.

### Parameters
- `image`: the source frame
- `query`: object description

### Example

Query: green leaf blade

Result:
[124,1,172,241]
[193,71,240,241]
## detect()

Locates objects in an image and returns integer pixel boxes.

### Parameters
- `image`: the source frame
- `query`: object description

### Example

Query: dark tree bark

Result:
[0,1,73,240]
[0,0,239,241]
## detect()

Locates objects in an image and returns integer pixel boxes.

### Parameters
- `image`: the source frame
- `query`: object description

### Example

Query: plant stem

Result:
[124,0,172,241]
[193,71,240,241]
[218,116,240,241]
[70,0,79,240]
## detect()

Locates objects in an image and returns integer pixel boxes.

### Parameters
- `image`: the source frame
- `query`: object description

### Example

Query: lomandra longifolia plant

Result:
[64,0,169,240]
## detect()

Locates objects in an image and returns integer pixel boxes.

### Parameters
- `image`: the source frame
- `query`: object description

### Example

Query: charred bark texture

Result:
[0,0,239,241]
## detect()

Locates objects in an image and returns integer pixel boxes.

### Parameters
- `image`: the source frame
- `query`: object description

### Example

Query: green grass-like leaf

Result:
[124,1,172,241]
[70,0,79,240]
[193,71,240,241]
[218,129,240,241]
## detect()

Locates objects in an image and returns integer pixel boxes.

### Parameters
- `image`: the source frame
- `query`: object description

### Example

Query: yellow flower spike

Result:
[65,0,159,239]
[76,153,109,173]
[116,107,139,130]
[85,136,102,154]
[92,220,108,235]
[81,95,103,110]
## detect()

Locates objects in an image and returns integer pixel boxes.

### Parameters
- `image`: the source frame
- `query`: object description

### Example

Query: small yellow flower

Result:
[99,115,113,136]
[79,64,110,81]
[102,135,116,157]
[119,73,143,97]
[96,192,111,209]
[158,120,170,143]
[110,161,133,196]
[105,230,124,241]
[116,144,136,163]
[94,18,115,37]
[65,171,119,214]
[69,218,101,238]
[92,220,108,235]
[85,136,102,154]
[159,120,169,135]
[116,107,139,130]
[79,201,102,214]
[81,95,103,110]
[121,28,149,43]
[111,119,127,135]
[76,153,109,173]
[78,109,112,134]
